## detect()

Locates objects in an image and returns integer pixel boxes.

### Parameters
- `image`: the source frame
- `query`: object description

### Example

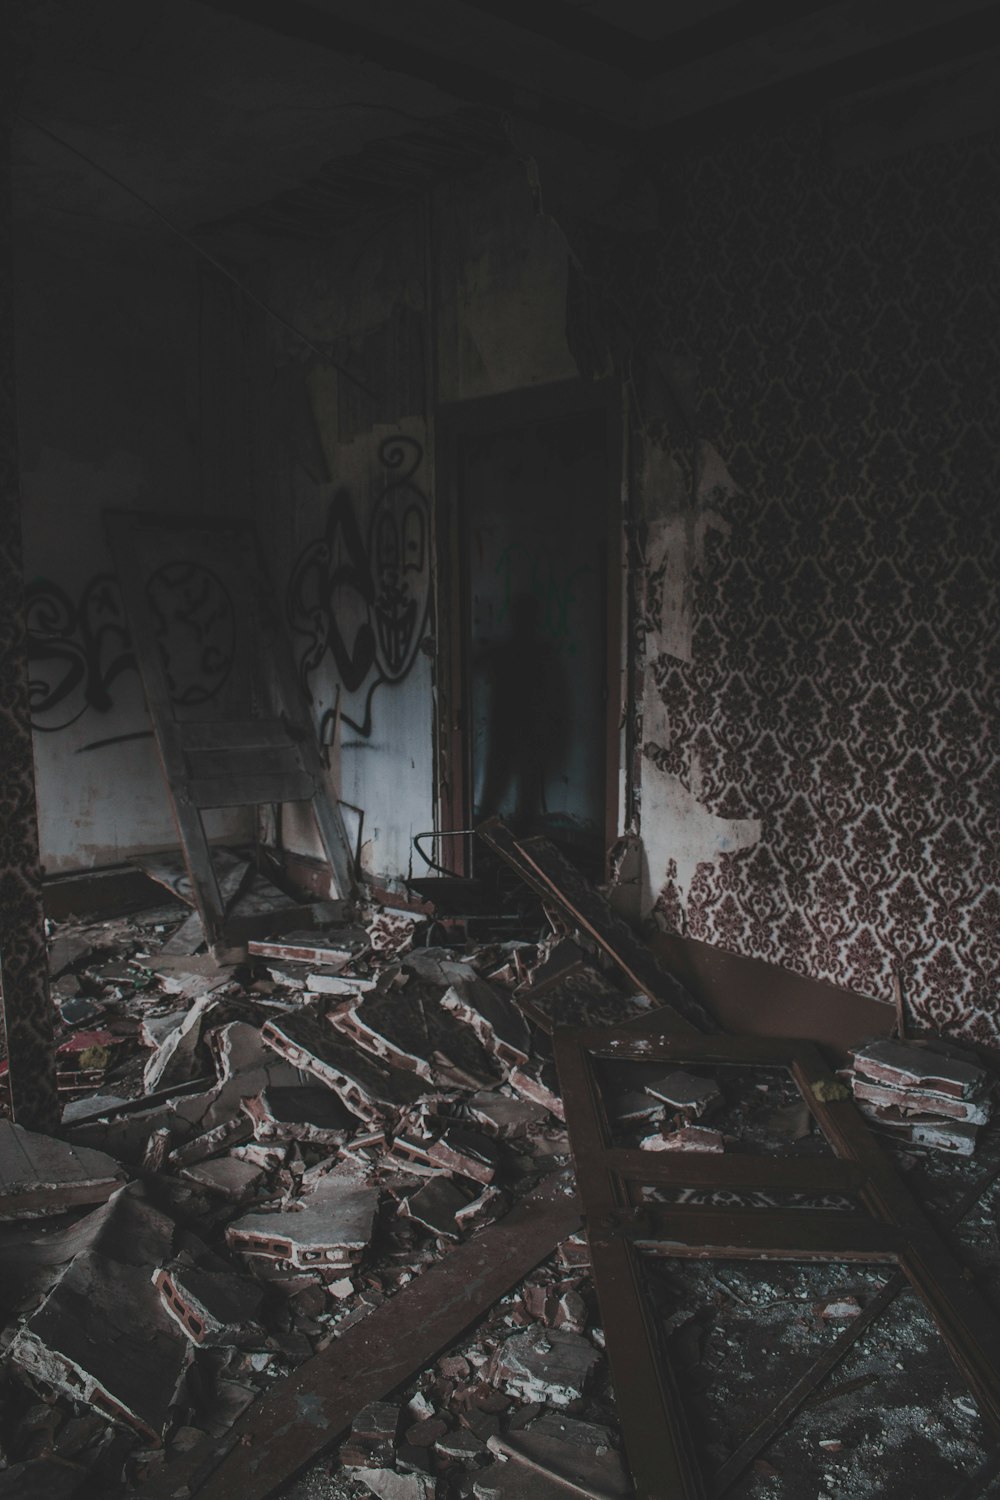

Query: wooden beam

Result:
[0,18,58,1133]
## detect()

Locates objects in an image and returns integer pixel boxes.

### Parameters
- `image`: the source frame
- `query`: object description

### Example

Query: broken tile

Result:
[486,1413,630,1498]
[851,1077,990,1125]
[340,1401,400,1468]
[465,1090,548,1139]
[508,1063,565,1121]
[351,1468,434,1500]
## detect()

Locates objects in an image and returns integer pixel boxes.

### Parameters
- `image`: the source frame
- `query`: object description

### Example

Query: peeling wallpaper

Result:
[640,123,1000,1043]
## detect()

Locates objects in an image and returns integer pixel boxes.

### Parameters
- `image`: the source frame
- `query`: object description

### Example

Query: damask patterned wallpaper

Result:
[641,121,1000,1044]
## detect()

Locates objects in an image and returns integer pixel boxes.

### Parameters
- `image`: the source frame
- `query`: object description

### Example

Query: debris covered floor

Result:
[1,880,999,1500]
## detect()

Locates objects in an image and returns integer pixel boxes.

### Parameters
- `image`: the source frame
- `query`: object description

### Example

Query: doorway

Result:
[436,381,623,881]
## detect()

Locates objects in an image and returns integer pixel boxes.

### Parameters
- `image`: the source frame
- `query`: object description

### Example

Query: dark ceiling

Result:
[13,0,1000,246]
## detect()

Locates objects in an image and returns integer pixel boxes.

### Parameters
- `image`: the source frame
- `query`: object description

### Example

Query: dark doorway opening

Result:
[436,381,623,882]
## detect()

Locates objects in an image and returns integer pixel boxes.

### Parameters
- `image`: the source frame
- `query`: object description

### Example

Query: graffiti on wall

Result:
[26,563,236,748]
[26,573,135,733]
[287,435,430,739]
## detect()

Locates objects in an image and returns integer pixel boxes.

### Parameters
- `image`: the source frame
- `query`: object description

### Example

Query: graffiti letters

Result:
[287,436,430,738]
[27,564,236,744]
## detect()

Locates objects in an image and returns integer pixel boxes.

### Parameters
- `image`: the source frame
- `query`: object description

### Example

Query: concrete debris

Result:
[154,1259,265,1344]
[487,1326,601,1407]
[440,977,532,1068]
[341,1401,401,1467]
[7,1185,189,1443]
[426,1126,502,1184]
[260,1012,425,1122]
[487,1413,631,1498]
[23,877,993,1500]
[0,1120,126,1219]
[399,1178,471,1239]
[227,1177,379,1272]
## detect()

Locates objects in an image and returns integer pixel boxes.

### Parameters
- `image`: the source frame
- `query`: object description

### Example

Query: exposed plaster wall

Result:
[260,163,580,885]
[16,235,250,872]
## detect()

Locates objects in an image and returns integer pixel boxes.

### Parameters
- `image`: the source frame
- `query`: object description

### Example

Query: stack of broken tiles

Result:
[849,1038,993,1155]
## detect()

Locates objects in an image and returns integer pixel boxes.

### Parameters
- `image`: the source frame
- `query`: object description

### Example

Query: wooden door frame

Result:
[433,378,626,878]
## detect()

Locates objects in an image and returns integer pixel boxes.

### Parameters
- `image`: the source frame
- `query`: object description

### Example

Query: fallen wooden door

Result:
[554,1023,1000,1499]
[106,510,354,951]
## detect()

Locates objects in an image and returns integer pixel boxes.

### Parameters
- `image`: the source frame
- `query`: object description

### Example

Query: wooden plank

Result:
[105,513,226,942]
[258,537,356,900]
[187,770,317,809]
[606,1148,862,1194]
[625,1206,899,1260]
[184,745,305,782]
[178,719,291,752]
[555,1021,1000,1497]
[138,1170,581,1500]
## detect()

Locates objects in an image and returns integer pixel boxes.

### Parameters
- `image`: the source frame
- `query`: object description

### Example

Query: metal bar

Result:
[478,818,709,1029]
[137,1170,581,1500]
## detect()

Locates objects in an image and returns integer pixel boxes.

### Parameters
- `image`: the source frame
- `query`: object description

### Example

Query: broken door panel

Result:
[105,511,354,950]
[554,1026,1000,1499]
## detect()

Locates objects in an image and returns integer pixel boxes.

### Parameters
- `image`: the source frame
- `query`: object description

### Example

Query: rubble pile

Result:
[847,1039,994,1156]
[0,888,647,1496]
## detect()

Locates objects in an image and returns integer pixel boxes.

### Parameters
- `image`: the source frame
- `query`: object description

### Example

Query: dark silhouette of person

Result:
[472,590,570,833]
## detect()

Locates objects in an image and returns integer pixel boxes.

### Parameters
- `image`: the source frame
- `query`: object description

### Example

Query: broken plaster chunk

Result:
[153,1261,265,1345]
[399,1178,470,1239]
[0,1120,126,1220]
[226,1177,379,1270]
[852,1039,988,1101]
[333,988,501,1091]
[640,1125,725,1152]
[487,1325,601,1408]
[645,1070,722,1119]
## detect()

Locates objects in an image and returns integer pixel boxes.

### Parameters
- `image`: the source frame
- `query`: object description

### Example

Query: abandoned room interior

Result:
[1,1,999,1496]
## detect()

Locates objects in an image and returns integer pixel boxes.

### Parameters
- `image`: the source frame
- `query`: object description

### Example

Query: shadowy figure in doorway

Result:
[473,591,570,833]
